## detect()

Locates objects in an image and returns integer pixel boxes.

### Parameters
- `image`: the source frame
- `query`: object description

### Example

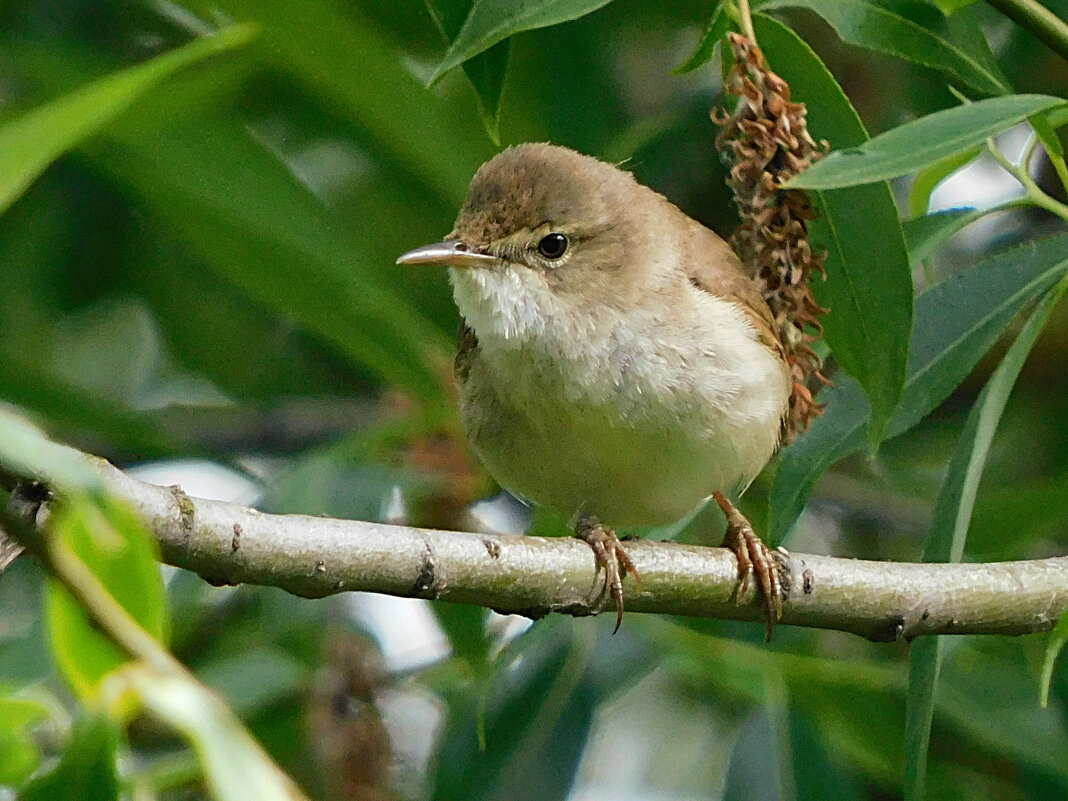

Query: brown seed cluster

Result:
[713,33,830,443]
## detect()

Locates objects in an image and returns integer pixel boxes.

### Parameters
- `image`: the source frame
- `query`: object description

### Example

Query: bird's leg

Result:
[713,491,785,642]
[574,514,640,633]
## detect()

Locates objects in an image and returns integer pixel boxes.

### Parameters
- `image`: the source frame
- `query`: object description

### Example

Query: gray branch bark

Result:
[15,449,1066,642]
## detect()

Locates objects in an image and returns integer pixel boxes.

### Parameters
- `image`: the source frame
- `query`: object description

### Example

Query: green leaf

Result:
[176,0,494,202]
[433,622,595,801]
[937,641,1068,783]
[907,146,982,218]
[0,696,49,786]
[0,24,256,215]
[662,624,907,782]
[756,15,913,449]
[46,495,169,701]
[430,0,616,84]
[433,604,491,671]
[788,95,1068,190]
[674,2,730,75]
[905,277,1067,801]
[427,0,511,144]
[789,707,865,801]
[1041,613,1068,708]
[770,233,1068,542]
[932,274,1061,562]
[126,666,309,801]
[0,731,40,787]
[433,620,655,801]
[0,695,49,732]
[1031,111,1065,159]
[98,113,454,403]
[20,713,120,801]
[196,647,308,718]
[464,40,511,145]
[755,0,1008,95]
[904,636,943,801]
[902,207,986,264]
[0,351,181,460]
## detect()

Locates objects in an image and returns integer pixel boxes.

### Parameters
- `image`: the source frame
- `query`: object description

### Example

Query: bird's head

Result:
[398,143,664,325]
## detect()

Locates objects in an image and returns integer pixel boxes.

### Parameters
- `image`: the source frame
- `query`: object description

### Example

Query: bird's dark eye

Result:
[537,233,569,260]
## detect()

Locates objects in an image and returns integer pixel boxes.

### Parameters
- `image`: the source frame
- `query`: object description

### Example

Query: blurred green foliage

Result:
[1,1,1068,800]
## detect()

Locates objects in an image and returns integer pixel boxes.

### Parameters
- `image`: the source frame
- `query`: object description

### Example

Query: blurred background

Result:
[1,1,1068,799]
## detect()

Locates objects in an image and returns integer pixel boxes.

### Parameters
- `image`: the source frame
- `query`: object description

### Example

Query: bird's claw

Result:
[715,492,787,642]
[575,515,640,633]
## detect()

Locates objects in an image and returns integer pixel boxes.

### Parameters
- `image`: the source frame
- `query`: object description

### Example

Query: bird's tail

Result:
[713,33,830,444]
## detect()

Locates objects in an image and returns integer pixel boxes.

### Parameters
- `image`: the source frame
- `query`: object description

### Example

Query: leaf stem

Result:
[984,0,1068,64]
[1047,149,1068,199]
[986,137,1068,224]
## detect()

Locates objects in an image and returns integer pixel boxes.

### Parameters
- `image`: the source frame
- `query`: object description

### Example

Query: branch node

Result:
[169,485,195,537]
[410,542,441,598]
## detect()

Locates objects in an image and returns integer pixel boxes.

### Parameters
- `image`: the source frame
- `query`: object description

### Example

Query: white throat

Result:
[449,266,558,343]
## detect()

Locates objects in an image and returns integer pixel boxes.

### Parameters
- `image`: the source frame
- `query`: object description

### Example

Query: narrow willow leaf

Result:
[433,622,595,801]
[0,350,180,459]
[0,697,49,786]
[172,0,494,202]
[770,233,1068,542]
[788,95,1068,190]
[905,277,1068,801]
[427,0,510,144]
[907,146,982,218]
[1041,613,1068,708]
[127,667,310,801]
[19,714,120,801]
[905,637,943,801]
[902,208,985,264]
[756,15,912,449]
[97,113,454,402]
[46,496,169,701]
[756,0,1008,95]
[430,0,615,84]
[932,283,1063,563]
[464,41,510,145]
[940,6,1011,91]
[674,2,730,75]
[0,24,255,214]
[1031,112,1065,159]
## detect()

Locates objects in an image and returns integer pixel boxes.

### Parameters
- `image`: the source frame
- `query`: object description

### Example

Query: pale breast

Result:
[452,268,791,528]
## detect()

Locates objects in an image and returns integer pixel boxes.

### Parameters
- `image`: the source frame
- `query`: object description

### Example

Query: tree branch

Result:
[9,442,1067,643]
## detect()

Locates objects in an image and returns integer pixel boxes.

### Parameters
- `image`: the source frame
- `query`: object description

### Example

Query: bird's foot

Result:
[574,514,641,633]
[714,491,786,642]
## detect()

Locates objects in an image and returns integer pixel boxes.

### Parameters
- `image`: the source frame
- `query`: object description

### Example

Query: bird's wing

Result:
[682,220,786,358]
[454,320,479,385]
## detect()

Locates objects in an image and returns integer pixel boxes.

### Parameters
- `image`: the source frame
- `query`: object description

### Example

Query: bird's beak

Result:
[396,240,498,269]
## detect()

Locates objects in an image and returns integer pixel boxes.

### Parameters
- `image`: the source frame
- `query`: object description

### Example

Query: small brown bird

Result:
[398,143,799,634]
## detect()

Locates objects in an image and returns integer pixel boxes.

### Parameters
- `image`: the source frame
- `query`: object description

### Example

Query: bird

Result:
[398,142,802,637]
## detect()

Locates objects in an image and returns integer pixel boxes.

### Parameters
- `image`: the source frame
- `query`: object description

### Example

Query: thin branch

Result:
[986,136,1068,224]
[11,443,1068,643]
[984,0,1068,65]
[2,490,313,801]
[0,499,181,676]
[736,0,757,44]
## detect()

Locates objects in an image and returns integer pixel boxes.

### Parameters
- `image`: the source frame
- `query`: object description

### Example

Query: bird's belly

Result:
[476,404,736,527]
[459,342,786,528]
